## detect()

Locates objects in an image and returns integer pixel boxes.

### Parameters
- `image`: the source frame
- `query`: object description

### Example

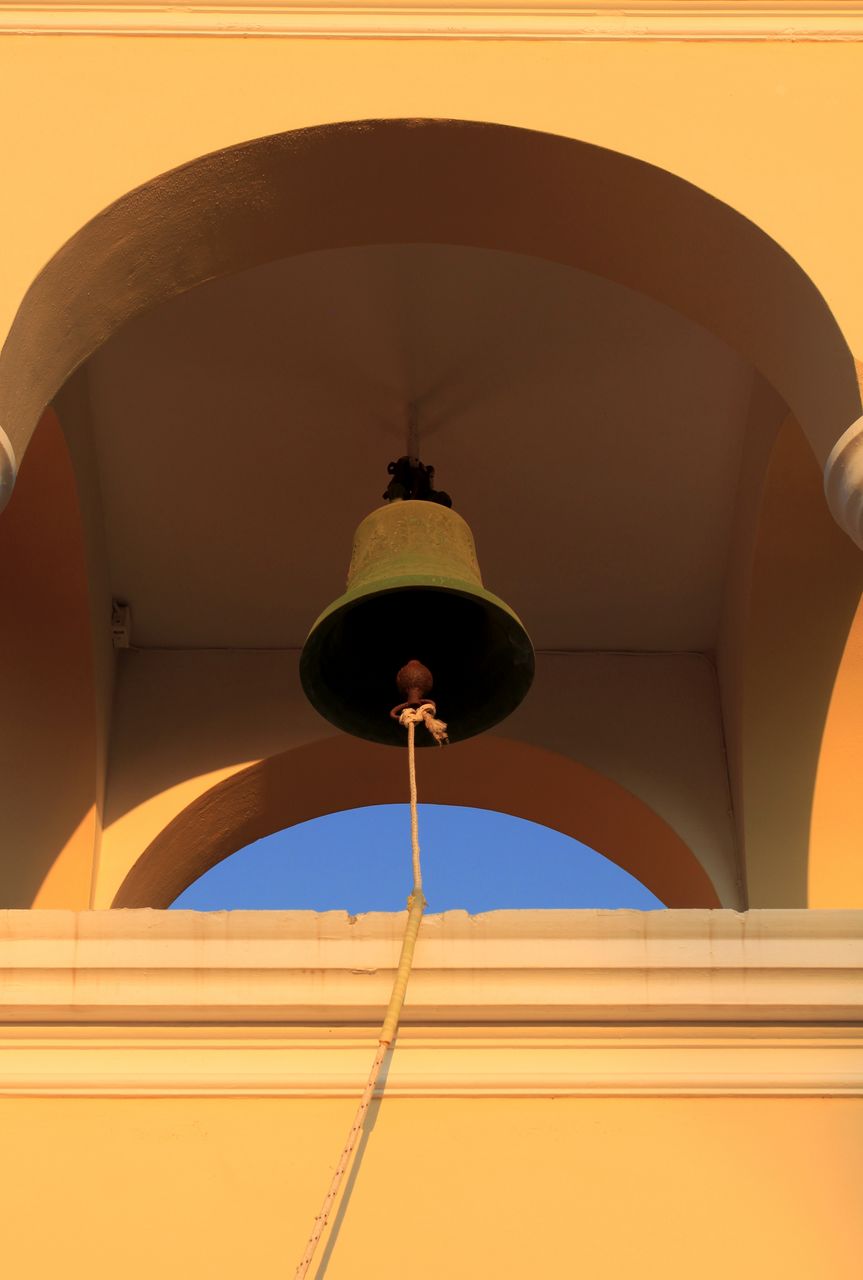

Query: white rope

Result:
[398,703,448,895]
[293,704,445,1279]
[292,1042,387,1280]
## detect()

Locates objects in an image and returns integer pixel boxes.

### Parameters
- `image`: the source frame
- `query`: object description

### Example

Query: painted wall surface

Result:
[1,1095,860,1279]
[0,908,859,1280]
[810,592,863,906]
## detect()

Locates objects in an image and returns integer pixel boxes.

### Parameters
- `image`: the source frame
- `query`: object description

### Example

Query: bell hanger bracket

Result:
[383,456,452,507]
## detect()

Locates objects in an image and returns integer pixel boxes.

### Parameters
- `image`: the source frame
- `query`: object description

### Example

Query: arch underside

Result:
[1,119,859,495]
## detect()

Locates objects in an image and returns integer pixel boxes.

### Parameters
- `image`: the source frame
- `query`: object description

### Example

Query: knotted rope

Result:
[293,702,447,1279]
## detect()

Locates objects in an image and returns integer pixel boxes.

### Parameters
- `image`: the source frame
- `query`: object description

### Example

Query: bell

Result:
[300,498,535,746]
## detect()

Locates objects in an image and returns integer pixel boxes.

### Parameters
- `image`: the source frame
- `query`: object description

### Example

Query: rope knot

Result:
[398,701,449,745]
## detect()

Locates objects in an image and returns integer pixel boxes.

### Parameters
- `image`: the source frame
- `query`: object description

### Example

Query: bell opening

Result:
[300,585,534,746]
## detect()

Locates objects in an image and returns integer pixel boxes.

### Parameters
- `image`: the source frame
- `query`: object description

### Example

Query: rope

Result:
[293,702,446,1279]
[401,703,447,896]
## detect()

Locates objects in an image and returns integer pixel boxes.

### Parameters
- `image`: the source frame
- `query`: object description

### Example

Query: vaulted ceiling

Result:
[85,242,754,652]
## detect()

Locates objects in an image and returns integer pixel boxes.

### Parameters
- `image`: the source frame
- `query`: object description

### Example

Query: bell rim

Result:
[300,578,535,747]
[304,572,529,641]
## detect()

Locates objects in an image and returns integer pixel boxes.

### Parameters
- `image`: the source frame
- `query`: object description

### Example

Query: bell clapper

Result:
[390,657,435,717]
[390,659,449,744]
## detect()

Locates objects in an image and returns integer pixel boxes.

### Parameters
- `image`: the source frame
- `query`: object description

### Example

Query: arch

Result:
[113,735,721,909]
[0,118,860,542]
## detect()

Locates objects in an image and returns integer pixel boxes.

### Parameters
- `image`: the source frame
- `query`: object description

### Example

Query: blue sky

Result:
[171,804,664,912]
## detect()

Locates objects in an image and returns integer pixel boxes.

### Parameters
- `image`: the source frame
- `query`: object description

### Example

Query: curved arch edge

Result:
[824,414,863,550]
[1,117,859,523]
[111,735,722,911]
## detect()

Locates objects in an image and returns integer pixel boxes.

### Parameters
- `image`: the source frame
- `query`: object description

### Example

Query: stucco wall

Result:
[2,1094,860,1279]
[0,908,860,1279]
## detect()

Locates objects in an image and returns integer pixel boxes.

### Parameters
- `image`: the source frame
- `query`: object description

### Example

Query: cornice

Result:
[2,910,860,1097]
[1,908,860,1025]
[2,1024,860,1097]
[1,3,863,41]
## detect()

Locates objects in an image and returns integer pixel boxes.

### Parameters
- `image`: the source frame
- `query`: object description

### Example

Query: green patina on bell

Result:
[300,488,534,747]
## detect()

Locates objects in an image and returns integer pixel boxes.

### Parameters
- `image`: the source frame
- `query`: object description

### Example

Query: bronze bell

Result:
[300,490,534,747]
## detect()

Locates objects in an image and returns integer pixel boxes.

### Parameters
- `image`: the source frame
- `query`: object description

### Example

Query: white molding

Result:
[1,907,861,1023]
[1,3,863,41]
[0,425,15,514]
[825,415,863,550]
[2,910,860,1097]
[1,1024,860,1097]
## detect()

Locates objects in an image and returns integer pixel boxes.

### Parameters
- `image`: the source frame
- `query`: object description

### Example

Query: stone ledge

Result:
[1,3,863,42]
[0,909,860,1025]
[1,1024,860,1097]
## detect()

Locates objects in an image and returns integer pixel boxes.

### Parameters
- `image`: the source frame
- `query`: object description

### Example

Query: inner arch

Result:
[113,736,720,909]
[170,804,666,912]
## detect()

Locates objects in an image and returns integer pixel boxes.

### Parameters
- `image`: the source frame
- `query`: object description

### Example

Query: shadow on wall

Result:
[0,410,97,906]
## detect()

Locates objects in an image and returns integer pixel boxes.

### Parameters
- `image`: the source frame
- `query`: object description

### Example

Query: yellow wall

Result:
[1,1096,860,1278]
[810,592,863,906]
[1,907,857,1278]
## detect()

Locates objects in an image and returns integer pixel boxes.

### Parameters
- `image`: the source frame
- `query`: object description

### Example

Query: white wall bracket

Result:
[825,416,863,550]
[0,425,16,514]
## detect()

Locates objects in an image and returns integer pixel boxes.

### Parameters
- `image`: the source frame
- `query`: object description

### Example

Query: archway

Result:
[1,117,858,912]
[113,736,720,909]
[170,804,667,911]
[0,118,859,543]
